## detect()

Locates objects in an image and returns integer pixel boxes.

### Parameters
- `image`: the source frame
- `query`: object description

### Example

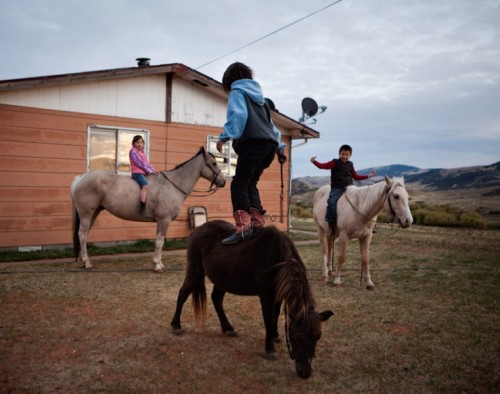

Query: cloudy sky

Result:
[1,0,499,178]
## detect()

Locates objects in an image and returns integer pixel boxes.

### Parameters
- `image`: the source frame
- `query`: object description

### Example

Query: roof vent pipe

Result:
[136,58,151,67]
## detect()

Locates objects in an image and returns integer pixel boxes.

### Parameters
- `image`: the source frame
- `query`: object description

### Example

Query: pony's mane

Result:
[345,177,405,212]
[171,148,205,171]
[275,255,315,322]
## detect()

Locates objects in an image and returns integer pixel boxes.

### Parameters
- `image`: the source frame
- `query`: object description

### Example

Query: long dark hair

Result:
[222,62,253,93]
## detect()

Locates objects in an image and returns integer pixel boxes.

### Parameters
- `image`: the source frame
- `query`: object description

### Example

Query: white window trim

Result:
[87,124,150,173]
[206,135,237,178]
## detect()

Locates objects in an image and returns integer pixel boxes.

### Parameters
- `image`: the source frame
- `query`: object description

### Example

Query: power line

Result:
[196,0,344,70]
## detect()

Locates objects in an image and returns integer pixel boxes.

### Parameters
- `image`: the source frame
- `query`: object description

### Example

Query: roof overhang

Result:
[0,62,319,140]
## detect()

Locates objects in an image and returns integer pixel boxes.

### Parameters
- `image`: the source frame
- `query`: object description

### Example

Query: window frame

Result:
[87,124,150,173]
[206,135,237,178]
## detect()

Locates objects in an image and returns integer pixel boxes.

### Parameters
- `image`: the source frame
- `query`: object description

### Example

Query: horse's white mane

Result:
[345,177,405,212]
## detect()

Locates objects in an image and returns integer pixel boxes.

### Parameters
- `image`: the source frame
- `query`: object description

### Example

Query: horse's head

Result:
[384,176,413,228]
[288,310,334,379]
[199,147,226,189]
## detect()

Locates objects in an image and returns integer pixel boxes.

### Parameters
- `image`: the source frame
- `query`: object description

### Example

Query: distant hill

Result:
[292,162,500,211]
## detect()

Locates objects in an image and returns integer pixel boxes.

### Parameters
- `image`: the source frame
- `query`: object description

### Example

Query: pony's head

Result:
[198,147,226,189]
[384,176,413,228]
[288,310,334,379]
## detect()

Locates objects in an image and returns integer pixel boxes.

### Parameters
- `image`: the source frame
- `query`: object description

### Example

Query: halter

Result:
[160,152,222,196]
[344,181,403,226]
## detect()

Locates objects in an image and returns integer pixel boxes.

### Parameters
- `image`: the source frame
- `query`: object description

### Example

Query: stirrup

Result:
[221,228,253,245]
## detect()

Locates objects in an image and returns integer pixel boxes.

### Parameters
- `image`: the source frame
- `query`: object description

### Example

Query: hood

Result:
[231,79,266,105]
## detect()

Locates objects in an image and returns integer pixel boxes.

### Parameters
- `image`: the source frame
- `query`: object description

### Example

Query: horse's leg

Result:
[319,231,330,283]
[211,287,237,336]
[333,234,349,287]
[272,301,282,344]
[78,215,93,270]
[327,233,335,279]
[359,235,375,290]
[153,219,170,273]
[170,283,192,334]
[259,293,278,360]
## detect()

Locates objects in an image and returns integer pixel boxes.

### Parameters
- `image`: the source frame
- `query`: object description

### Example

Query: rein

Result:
[160,153,222,197]
[344,183,399,225]
[284,304,295,361]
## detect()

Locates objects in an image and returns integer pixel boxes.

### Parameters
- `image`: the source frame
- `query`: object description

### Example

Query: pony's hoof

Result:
[265,352,278,361]
[225,330,238,337]
[153,266,164,273]
[172,328,184,336]
[332,282,342,288]
[83,264,93,270]
[366,285,375,291]
[321,276,329,284]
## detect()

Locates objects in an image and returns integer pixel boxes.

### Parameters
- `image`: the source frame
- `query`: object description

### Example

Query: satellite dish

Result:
[302,97,319,118]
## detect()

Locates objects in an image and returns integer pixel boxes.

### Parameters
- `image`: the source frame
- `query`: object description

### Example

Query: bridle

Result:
[160,152,222,197]
[344,182,403,225]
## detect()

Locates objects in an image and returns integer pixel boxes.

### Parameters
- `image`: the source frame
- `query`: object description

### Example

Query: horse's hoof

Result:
[366,285,375,291]
[321,276,329,284]
[225,330,238,337]
[265,352,278,361]
[153,267,164,273]
[273,336,281,344]
[332,282,342,288]
[84,264,93,270]
[172,328,184,336]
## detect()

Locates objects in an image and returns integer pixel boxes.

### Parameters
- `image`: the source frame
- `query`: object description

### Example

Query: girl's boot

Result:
[250,207,266,231]
[222,210,253,244]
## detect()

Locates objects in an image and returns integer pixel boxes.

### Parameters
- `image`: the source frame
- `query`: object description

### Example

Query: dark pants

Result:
[231,140,277,212]
[326,187,345,226]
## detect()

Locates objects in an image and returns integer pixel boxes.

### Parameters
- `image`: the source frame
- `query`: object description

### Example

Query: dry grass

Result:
[1,226,499,393]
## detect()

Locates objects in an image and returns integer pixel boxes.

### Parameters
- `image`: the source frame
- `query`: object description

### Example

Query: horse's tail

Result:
[72,200,80,262]
[70,175,83,262]
[191,280,207,328]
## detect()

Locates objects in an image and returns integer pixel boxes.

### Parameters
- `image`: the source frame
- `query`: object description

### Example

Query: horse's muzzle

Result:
[295,362,312,379]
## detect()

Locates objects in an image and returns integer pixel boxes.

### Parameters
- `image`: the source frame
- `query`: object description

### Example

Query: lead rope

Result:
[280,159,284,223]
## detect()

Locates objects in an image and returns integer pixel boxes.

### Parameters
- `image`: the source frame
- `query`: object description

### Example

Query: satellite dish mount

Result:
[299,97,326,124]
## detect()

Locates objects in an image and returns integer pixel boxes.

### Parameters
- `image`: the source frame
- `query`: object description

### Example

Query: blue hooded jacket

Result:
[218,79,286,151]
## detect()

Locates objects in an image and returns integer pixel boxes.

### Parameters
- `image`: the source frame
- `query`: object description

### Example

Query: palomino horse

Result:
[71,147,226,272]
[171,220,334,379]
[313,176,413,290]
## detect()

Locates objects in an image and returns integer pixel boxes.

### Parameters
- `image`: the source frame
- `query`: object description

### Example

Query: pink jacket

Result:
[129,147,156,175]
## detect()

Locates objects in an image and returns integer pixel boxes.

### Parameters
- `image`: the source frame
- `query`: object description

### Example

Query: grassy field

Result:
[1,225,499,393]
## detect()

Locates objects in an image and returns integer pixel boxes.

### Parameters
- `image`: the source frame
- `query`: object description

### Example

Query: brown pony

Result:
[170,220,334,379]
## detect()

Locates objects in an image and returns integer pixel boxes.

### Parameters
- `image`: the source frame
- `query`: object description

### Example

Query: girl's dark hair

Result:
[132,135,144,144]
[222,62,253,93]
[339,144,352,153]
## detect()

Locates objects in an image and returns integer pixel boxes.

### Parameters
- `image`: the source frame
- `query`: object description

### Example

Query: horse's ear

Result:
[200,146,206,154]
[384,175,391,186]
[319,310,334,322]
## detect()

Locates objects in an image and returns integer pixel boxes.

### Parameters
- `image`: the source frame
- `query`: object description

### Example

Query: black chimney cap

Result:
[136,58,151,67]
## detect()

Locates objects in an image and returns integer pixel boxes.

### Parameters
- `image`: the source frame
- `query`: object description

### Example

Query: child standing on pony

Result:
[311,144,376,230]
[216,62,287,244]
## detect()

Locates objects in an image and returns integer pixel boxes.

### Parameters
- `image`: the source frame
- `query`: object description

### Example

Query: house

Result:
[0,59,319,251]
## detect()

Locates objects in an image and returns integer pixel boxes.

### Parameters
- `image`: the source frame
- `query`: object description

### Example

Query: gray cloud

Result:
[1,0,499,176]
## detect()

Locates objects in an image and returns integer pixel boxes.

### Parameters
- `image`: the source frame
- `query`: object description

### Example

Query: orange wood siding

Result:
[0,104,290,250]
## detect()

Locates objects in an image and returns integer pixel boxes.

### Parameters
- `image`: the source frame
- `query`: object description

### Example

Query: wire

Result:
[196,0,344,70]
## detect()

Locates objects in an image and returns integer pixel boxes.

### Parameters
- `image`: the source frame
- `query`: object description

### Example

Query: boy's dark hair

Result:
[222,62,253,93]
[339,144,352,154]
[132,135,144,144]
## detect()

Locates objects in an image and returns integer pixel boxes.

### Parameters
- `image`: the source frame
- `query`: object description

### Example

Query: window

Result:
[207,136,237,177]
[88,125,149,172]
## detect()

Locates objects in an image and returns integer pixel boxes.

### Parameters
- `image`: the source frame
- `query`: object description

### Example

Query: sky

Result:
[1,0,499,178]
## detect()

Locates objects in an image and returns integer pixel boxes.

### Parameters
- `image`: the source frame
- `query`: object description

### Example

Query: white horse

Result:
[71,147,226,272]
[313,176,413,290]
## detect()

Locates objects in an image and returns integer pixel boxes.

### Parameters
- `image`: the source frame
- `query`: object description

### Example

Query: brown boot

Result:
[222,210,253,245]
[250,207,266,231]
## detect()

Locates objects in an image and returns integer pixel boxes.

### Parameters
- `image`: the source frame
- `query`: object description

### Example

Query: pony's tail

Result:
[72,201,80,262]
[191,281,207,328]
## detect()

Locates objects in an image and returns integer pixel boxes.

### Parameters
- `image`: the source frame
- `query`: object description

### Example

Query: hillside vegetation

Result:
[292,162,500,228]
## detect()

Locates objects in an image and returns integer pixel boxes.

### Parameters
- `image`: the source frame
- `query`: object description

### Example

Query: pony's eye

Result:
[393,194,400,200]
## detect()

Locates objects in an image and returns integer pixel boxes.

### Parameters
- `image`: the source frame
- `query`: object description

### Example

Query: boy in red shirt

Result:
[311,144,375,229]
